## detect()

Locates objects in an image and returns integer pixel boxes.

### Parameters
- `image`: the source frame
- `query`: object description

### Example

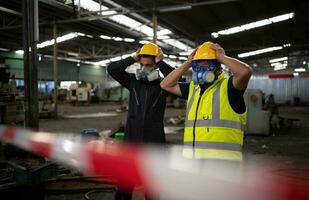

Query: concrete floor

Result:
[40,103,186,143]
[244,106,309,165]
[40,103,309,200]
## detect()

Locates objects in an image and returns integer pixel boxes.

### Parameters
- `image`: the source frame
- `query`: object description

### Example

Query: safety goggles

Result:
[192,60,218,72]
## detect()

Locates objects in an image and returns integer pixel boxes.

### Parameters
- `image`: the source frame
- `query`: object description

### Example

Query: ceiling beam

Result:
[0,6,22,16]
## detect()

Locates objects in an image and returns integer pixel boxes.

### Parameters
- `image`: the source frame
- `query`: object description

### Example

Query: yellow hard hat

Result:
[193,41,216,60]
[139,42,159,57]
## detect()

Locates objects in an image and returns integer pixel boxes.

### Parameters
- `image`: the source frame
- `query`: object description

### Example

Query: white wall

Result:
[248,76,309,103]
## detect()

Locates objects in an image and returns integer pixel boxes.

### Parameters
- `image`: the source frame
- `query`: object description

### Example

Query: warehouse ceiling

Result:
[0,0,308,72]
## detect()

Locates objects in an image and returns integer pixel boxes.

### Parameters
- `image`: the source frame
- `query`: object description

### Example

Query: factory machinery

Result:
[68,81,93,105]
[244,89,270,135]
[0,63,24,125]
[0,63,57,199]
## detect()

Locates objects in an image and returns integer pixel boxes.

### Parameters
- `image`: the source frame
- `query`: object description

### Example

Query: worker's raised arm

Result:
[160,49,196,96]
[211,43,252,90]
[107,51,139,89]
[156,48,174,77]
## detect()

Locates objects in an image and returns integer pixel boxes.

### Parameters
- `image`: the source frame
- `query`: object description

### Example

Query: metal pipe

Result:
[78,0,80,18]
[34,0,39,42]
[190,0,240,7]
[152,13,157,44]
[0,6,22,16]
[53,23,58,119]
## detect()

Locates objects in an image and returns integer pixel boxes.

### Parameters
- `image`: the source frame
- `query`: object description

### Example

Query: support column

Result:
[22,0,39,129]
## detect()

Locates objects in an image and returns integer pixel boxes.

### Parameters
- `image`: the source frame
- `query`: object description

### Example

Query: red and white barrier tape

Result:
[0,125,308,200]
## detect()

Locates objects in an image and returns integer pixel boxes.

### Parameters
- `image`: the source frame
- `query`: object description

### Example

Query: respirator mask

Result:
[136,66,161,82]
[191,60,220,85]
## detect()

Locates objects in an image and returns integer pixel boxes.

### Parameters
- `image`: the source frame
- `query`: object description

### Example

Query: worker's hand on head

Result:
[211,43,226,62]
[132,48,141,61]
[155,48,164,63]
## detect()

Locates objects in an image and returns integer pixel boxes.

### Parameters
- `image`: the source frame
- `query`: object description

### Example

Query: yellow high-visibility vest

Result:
[183,73,247,161]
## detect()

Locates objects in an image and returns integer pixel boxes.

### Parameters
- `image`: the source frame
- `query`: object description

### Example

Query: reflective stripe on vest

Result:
[185,86,199,119]
[184,141,242,151]
[185,120,245,130]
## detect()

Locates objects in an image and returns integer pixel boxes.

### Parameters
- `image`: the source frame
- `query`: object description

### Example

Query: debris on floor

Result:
[166,115,185,125]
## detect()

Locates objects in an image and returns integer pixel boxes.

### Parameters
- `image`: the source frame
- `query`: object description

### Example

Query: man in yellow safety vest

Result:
[160,42,252,161]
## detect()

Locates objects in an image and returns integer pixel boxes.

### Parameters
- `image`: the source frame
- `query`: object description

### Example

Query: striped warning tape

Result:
[0,125,308,200]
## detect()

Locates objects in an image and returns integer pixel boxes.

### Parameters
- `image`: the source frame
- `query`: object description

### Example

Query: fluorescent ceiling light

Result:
[109,15,154,37]
[139,25,154,37]
[270,61,287,67]
[95,53,132,66]
[271,62,288,66]
[179,51,191,56]
[283,43,291,47]
[157,35,170,40]
[271,12,294,23]
[77,0,116,15]
[78,1,176,39]
[269,56,288,63]
[85,34,94,38]
[0,48,10,52]
[178,56,187,61]
[109,14,142,28]
[76,33,85,37]
[100,35,111,40]
[77,0,101,11]
[157,29,172,36]
[294,68,306,72]
[293,73,299,76]
[238,46,283,58]
[238,43,291,58]
[77,1,154,37]
[271,62,287,70]
[124,38,135,42]
[113,37,123,41]
[57,56,96,65]
[139,40,150,44]
[100,35,135,43]
[77,0,192,50]
[37,32,83,49]
[15,50,24,54]
[78,0,192,51]
[163,39,191,51]
[273,65,287,71]
[101,10,117,15]
[168,55,177,59]
[212,12,294,38]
